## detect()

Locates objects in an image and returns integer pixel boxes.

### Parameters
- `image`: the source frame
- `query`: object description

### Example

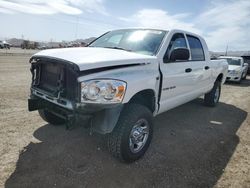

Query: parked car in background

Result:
[28,29,228,162]
[37,45,48,50]
[219,56,248,83]
[0,41,11,49]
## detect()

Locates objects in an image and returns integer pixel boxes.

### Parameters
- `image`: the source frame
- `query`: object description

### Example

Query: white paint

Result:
[34,47,156,71]
[32,29,228,116]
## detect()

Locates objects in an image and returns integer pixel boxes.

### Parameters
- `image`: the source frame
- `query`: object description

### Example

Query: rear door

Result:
[186,34,211,92]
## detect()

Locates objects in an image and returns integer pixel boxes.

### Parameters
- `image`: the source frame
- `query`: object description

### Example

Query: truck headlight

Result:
[81,79,126,103]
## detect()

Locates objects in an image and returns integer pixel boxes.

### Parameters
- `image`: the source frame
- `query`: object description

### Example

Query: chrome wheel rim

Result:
[129,119,149,153]
[214,86,220,103]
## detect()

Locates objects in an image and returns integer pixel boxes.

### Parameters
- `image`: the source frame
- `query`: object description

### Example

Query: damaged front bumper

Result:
[28,56,124,134]
[28,93,123,134]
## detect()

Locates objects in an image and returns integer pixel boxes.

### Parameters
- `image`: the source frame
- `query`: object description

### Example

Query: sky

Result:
[0,0,250,51]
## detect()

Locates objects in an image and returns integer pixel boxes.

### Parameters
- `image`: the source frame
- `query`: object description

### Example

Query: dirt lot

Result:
[0,51,250,188]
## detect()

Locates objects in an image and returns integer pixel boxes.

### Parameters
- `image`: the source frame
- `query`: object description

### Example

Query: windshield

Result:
[89,29,167,56]
[221,58,242,66]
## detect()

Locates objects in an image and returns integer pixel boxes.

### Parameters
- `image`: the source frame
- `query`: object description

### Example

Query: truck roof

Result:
[108,28,203,40]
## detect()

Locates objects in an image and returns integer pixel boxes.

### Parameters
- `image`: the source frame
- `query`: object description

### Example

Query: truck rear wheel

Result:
[204,81,221,107]
[107,104,153,163]
[38,109,66,125]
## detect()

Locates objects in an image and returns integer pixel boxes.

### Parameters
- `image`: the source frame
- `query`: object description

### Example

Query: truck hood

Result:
[228,65,241,71]
[33,47,156,71]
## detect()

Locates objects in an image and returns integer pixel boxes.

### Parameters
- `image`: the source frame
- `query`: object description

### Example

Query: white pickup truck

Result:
[219,56,248,83]
[28,29,228,162]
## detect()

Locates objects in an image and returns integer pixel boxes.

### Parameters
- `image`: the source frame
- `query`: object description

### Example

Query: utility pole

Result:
[225,45,228,56]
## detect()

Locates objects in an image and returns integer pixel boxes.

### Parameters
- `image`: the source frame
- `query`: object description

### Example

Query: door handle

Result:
[205,66,210,70]
[185,68,192,73]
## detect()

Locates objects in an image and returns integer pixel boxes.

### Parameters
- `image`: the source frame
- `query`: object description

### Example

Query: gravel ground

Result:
[0,52,249,188]
[0,47,39,55]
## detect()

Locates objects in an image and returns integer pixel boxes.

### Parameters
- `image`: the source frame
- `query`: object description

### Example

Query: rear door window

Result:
[187,35,205,61]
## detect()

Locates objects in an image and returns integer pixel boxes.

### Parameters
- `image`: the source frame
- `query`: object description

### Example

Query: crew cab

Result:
[28,29,228,162]
[219,56,248,83]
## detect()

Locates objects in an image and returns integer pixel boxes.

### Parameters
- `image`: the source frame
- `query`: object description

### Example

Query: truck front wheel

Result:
[107,104,153,163]
[204,81,221,107]
[38,109,66,125]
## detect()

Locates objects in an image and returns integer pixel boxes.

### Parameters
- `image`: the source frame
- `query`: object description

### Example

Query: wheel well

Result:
[128,90,156,113]
[216,73,223,82]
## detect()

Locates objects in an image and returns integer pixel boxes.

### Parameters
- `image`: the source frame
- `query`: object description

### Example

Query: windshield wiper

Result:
[104,46,132,52]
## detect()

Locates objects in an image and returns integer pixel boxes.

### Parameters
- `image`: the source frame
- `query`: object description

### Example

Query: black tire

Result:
[204,81,221,107]
[38,109,66,125]
[107,104,153,163]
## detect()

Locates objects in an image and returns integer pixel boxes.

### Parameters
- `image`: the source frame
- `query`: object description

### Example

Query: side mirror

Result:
[243,63,248,67]
[169,48,190,62]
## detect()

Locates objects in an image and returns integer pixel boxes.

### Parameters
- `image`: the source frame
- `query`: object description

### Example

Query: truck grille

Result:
[31,57,79,102]
[40,63,64,93]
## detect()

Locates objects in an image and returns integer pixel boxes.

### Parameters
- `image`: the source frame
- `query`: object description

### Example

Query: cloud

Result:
[120,0,250,51]
[120,9,201,34]
[195,0,250,51]
[66,0,108,15]
[1,0,249,51]
[197,0,250,28]
[48,2,82,15]
[0,0,107,15]
[204,26,248,51]
[0,7,14,14]
[0,1,57,15]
